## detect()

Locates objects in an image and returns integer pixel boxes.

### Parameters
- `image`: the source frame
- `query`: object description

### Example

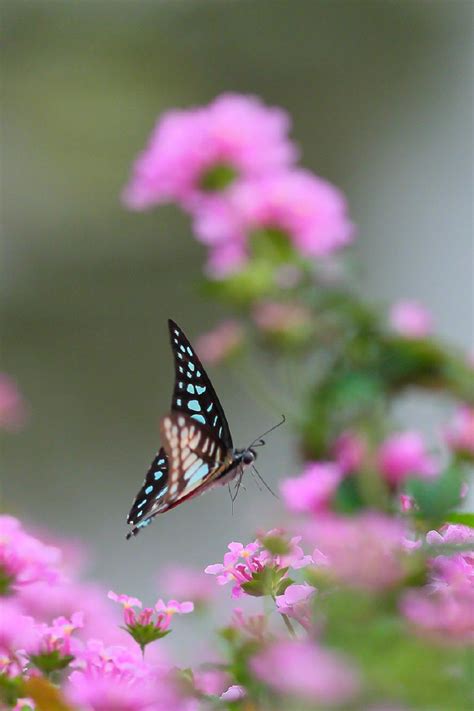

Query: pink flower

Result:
[66,640,180,711]
[123,93,297,210]
[251,639,360,705]
[232,608,267,641]
[0,600,36,674]
[205,541,261,597]
[220,685,246,701]
[401,586,474,642]
[377,431,437,486]
[280,462,342,514]
[18,578,127,647]
[27,612,84,673]
[426,524,474,592]
[307,513,407,590]
[194,668,229,697]
[195,169,354,262]
[154,598,194,617]
[160,565,216,606]
[0,373,28,432]
[389,300,433,339]
[257,530,313,570]
[108,591,193,651]
[332,430,366,474]
[275,582,317,631]
[13,700,35,711]
[253,301,311,335]
[444,405,474,457]
[194,320,244,365]
[205,241,248,278]
[400,493,415,512]
[0,516,61,592]
[205,534,311,598]
[108,591,143,626]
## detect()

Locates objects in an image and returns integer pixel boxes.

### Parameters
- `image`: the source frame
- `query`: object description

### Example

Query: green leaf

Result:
[333,475,365,514]
[29,652,74,675]
[444,512,474,528]
[321,589,473,709]
[240,566,289,598]
[275,577,295,596]
[0,673,23,707]
[327,372,384,415]
[122,623,171,651]
[406,465,464,521]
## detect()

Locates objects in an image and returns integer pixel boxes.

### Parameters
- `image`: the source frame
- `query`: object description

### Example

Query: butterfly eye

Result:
[242,450,256,465]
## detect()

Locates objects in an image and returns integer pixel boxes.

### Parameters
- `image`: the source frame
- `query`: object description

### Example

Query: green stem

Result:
[280,612,297,638]
[270,594,297,638]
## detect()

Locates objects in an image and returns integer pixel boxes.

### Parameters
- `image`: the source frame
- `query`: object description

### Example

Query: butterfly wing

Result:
[126,448,169,538]
[126,320,235,538]
[168,319,233,450]
[160,412,234,507]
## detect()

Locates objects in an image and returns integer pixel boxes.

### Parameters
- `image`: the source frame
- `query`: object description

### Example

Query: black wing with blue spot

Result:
[167,319,233,450]
[126,448,169,538]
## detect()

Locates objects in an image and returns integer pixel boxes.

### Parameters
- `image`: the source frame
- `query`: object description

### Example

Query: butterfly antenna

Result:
[252,465,279,499]
[250,468,264,492]
[249,414,286,449]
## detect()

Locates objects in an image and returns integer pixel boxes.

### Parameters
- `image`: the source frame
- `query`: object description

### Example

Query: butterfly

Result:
[126,320,282,539]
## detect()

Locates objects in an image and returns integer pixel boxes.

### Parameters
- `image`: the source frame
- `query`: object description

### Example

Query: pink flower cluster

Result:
[307,513,407,590]
[402,524,474,642]
[389,300,433,339]
[66,639,181,711]
[108,591,193,631]
[205,533,312,598]
[280,461,343,514]
[445,405,474,457]
[377,431,438,487]
[123,93,297,210]
[251,639,360,705]
[194,319,244,366]
[29,611,84,660]
[123,93,354,276]
[0,515,62,592]
[0,518,202,710]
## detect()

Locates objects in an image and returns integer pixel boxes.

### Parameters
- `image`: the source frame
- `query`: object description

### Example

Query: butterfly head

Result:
[239,447,257,466]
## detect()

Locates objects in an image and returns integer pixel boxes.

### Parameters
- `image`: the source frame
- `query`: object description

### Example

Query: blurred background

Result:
[2,0,473,614]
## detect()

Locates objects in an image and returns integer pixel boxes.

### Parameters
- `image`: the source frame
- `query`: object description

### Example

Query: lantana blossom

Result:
[28,612,84,674]
[205,534,311,598]
[195,320,244,366]
[251,639,360,705]
[123,93,297,211]
[0,600,36,676]
[196,169,355,274]
[280,462,342,514]
[108,591,193,651]
[444,405,474,457]
[0,516,61,593]
[67,639,182,711]
[389,300,432,339]
[306,513,407,590]
[377,431,438,487]
[275,582,317,631]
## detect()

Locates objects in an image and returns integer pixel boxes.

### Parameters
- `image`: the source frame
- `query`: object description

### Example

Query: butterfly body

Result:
[126,320,257,539]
